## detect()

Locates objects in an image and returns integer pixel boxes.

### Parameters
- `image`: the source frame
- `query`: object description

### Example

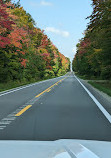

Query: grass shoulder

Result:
[0,72,68,92]
[0,77,56,92]
[0,79,42,92]
[88,81,111,97]
[75,72,102,80]
[74,72,111,97]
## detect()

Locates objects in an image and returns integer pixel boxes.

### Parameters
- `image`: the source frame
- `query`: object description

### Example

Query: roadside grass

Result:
[74,72,111,97]
[0,79,42,92]
[75,73,89,80]
[88,81,111,97]
[75,72,102,80]
[0,73,65,92]
[0,76,56,92]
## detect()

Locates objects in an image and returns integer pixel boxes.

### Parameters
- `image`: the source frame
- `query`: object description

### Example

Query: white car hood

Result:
[0,139,111,158]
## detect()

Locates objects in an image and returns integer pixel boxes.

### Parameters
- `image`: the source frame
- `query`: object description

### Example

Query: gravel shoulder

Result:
[79,78,111,115]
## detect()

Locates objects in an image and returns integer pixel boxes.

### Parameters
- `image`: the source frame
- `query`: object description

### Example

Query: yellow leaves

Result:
[94,48,102,52]
[38,48,48,54]
[11,7,29,28]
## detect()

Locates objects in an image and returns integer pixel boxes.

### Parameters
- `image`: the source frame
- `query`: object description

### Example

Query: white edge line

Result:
[74,74,111,124]
[0,122,11,125]
[0,126,6,128]
[0,76,62,94]
[0,76,64,97]
[2,118,15,121]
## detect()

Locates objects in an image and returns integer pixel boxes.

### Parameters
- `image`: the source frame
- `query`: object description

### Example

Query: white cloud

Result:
[45,27,70,37]
[40,0,53,6]
[29,1,53,7]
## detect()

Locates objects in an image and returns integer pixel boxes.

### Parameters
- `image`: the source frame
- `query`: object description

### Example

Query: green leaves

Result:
[0,0,70,83]
[72,0,111,80]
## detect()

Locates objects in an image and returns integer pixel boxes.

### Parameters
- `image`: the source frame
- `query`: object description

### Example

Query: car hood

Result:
[0,139,111,158]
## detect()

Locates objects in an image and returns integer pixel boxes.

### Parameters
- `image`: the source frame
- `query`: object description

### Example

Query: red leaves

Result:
[54,53,58,58]
[0,20,15,30]
[77,38,91,55]
[0,8,8,18]
[0,0,70,74]
[81,39,91,48]
[0,35,10,48]
[8,27,29,49]
[46,65,52,70]
[41,53,50,57]
[0,0,15,48]
[0,2,15,31]
[21,59,27,67]
[40,35,49,48]
[41,53,50,62]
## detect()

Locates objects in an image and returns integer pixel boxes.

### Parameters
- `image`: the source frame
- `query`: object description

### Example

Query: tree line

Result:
[72,0,111,79]
[0,0,70,83]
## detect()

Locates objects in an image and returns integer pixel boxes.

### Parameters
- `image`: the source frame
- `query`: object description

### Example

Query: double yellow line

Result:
[15,77,66,117]
[15,105,32,116]
[35,78,66,98]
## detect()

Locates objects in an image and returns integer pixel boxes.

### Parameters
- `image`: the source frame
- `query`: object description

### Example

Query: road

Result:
[0,72,111,141]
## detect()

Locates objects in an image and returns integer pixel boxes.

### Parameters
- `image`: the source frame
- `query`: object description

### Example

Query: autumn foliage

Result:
[72,0,111,79]
[0,0,70,82]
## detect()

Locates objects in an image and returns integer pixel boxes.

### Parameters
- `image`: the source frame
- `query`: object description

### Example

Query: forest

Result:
[0,0,70,84]
[72,0,111,80]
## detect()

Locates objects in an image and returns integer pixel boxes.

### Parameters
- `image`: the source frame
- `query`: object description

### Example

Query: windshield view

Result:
[0,0,111,157]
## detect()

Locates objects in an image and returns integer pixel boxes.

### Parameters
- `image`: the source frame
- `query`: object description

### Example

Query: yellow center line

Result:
[14,77,67,117]
[36,84,54,97]
[15,105,32,116]
[47,89,51,92]
[35,77,67,98]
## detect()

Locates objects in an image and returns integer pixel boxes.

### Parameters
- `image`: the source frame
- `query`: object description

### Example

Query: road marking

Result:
[0,75,69,130]
[0,126,6,130]
[0,76,68,129]
[36,92,45,98]
[2,118,16,121]
[0,121,11,124]
[35,77,66,98]
[0,76,64,97]
[15,105,32,116]
[12,112,19,114]
[47,89,51,92]
[74,75,111,123]
[0,126,6,127]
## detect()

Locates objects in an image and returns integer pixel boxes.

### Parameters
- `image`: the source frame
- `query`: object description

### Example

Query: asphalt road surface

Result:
[0,72,111,141]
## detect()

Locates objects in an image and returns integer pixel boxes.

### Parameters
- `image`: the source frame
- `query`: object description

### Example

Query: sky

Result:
[13,0,93,61]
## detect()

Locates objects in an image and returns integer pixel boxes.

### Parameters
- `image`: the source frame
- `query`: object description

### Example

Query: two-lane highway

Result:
[0,72,111,141]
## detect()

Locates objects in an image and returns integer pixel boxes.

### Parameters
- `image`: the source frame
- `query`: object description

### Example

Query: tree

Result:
[72,0,111,79]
